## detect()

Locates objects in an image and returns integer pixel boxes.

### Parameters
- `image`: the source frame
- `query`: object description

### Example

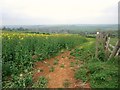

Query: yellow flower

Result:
[20,38,24,40]
[20,74,23,77]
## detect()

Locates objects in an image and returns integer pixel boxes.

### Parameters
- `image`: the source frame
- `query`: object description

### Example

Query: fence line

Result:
[95,32,120,59]
[109,40,120,59]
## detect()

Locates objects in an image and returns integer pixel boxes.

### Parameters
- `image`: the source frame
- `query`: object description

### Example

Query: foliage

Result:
[89,58,118,88]
[72,39,119,88]
[32,76,48,88]
[60,64,65,68]
[75,66,88,82]
[63,79,71,88]
[70,62,75,67]
[110,38,118,46]
[53,59,59,65]
[3,72,33,88]
[49,66,55,72]
[2,32,87,88]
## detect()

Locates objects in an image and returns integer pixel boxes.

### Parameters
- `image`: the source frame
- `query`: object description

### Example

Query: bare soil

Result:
[33,51,90,88]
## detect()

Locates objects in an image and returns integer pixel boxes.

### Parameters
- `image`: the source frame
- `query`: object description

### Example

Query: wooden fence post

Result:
[105,37,110,57]
[109,40,120,59]
[115,48,120,57]
[100,32,104,44]
[95,32,100,58]
[95,32,119,59]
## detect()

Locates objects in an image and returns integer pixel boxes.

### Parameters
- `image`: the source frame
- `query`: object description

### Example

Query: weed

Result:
[33,76,48,88]
[70,62,75,67]
[75,66,88,82]
[62,56,65,58]
[37,69,43,72]
[75,60,79,65]
[60,64,65,68]
[47,63,50,67]
[49,66,55,72]
[53,59,59,65]
[63,79,71,88]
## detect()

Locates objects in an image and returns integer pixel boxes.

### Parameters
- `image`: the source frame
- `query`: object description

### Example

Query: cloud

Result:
[1,0,119,25]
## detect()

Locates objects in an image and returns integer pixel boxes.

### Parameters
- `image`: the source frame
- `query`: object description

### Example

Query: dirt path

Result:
[33,51,90,88]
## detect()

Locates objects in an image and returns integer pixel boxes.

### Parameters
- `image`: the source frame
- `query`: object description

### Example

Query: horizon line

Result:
[1,24,118,26]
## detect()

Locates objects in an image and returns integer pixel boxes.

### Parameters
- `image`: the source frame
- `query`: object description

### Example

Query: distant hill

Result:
[1,24,118,33]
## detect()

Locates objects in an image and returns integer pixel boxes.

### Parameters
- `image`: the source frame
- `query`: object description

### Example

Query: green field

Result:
[2,32,87,88]
[2,31,119,88]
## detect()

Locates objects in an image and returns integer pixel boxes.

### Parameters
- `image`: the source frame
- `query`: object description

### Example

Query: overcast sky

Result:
[1,0,119,25]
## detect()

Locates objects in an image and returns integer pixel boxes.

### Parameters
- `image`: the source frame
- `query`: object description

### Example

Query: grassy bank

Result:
[71,38,119,88]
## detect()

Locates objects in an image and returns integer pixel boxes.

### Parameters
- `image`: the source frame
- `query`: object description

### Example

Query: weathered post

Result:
[105,37,110,57]
[115,48,120,57]
[104,34,108,50]
[100,32,104,44]
[109,40,120,59]
[95,32,100,58]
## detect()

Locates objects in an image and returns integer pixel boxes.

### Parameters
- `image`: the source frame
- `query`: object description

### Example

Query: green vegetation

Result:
[37,69,43,72]
[63,79,71,88]
[32,76,48,88]
[2,24,118,34]
[2,31,87,88]
[110,38,118,46]
[2,30,118,88]
[75,60,79,65]
[3,72,33,88]
[60,64,65,68]
[71,38,119,88]
[49,66,55,72]
[53,59,59,65]
[70,62,75,67]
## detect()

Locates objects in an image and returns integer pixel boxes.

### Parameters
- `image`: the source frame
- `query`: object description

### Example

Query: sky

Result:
[1,0,119,25]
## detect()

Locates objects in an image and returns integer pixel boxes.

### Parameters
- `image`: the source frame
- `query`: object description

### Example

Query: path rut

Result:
[33,51,90,88]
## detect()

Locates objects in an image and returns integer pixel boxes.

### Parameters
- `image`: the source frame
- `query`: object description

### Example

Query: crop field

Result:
[1,0,119,88]
[2,32,87,88]
[2,31,119,88]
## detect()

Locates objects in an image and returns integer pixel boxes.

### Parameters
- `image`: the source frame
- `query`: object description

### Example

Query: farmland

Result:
[2,31,119,88]
[2,31,87,88]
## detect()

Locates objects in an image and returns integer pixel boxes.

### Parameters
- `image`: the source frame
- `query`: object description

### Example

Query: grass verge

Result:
[71,38,119,88]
